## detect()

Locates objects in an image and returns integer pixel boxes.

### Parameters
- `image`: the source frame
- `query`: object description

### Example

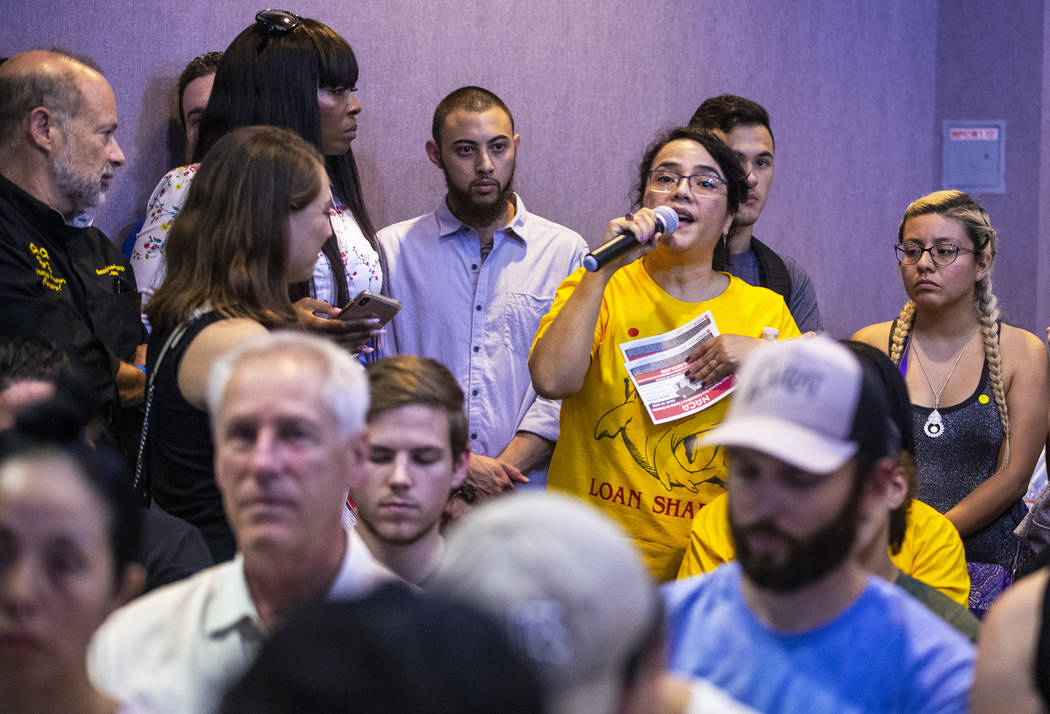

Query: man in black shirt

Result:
[0,50,145,427]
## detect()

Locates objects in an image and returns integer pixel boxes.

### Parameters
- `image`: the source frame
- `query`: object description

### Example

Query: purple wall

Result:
[4,1,1042,336]
[936,0,1046,333]
[1040,2,1050,335]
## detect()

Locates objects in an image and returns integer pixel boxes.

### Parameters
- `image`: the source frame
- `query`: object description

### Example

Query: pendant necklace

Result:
[910,322,978,438]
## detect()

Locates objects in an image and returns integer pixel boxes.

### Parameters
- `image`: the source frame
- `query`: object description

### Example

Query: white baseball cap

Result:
[702,336,893,474]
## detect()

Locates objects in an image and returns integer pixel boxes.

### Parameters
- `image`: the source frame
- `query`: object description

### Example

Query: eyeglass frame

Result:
[255,8,301,32]
[645,169,727,197]
[894,240,976,266]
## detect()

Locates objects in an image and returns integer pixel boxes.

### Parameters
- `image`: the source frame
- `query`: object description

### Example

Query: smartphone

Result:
[338,290,402,326]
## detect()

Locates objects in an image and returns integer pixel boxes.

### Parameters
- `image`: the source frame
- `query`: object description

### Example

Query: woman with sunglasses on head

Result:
[143,125,334,562]
[853,190,1048,580]
[530,126,800,582]
[131,10,382,355]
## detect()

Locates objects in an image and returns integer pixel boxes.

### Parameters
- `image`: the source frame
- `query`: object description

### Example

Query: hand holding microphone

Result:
[583,205,679,272]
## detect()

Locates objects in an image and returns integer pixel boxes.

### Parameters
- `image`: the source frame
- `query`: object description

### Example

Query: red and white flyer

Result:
[618,310,735,425]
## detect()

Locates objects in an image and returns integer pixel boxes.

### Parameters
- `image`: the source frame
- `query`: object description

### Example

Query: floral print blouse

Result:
[130,164,382,309]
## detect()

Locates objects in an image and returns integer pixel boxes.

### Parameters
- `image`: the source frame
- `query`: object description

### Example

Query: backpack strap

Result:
[750,236,792,305]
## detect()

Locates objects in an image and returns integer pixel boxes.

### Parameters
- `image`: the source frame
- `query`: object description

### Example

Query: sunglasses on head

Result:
[255,8,301,32]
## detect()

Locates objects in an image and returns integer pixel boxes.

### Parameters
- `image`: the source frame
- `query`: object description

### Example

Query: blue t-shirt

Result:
[663,563,974,713]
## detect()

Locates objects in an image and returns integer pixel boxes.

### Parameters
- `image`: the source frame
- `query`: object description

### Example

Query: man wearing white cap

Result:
[664,336,974,713]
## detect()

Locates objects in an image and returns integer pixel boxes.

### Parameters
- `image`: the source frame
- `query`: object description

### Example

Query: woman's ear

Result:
[721,211,735,238]
[974,248,992,283]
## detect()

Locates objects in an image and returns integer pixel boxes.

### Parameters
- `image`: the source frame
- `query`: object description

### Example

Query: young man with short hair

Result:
[379,86,588,505]
[176,51,222,162]
[351,355,469,585]
[690,95,822,333]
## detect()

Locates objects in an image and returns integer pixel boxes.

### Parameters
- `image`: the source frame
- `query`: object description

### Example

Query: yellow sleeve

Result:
[889,500,971,606]
[677,492,737,579]
[531,266,605,361]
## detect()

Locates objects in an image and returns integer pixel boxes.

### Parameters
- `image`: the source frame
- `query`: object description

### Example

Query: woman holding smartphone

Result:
[143,126,334,561]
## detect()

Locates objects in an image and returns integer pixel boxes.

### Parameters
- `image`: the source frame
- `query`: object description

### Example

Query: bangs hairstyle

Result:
[634,126,748,271]
[146,125,324,333]
[193,16,376,303]
[366,355,468,463]
[194,18,357,161]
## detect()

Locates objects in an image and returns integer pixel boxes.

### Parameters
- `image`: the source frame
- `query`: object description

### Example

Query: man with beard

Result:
[378,86,587,506]
[350,355,469,585]
[690,95,822,333]
[663,336,973,713]
[0,50,145,430]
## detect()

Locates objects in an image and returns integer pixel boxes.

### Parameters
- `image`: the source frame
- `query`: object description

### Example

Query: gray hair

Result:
[0,51,88,150]
[206,331,368,439]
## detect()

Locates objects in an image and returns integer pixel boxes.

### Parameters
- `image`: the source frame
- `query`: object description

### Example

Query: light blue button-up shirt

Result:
[378,194,587,482]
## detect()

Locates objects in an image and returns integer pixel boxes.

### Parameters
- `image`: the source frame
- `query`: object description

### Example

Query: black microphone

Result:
[583,205,679,272]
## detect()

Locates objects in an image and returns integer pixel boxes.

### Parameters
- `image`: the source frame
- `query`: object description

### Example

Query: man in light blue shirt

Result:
[379,87,587,502]
[664,337,974,713]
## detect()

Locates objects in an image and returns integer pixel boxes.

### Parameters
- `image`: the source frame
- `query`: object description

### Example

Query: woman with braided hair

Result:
[854,190,1048,573]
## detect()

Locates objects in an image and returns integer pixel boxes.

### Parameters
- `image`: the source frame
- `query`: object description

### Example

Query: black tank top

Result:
[145,311,235,562]
[894,321,1022,567]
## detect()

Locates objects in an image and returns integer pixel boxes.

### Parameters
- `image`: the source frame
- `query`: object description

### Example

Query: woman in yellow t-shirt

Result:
[529,127,799,580]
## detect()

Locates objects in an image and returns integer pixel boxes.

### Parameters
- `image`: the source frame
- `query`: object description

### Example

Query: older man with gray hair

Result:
[0,50,145,428]
[89,332,395,714]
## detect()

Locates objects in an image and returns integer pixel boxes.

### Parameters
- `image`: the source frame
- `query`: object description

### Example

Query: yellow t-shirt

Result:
[534,262,799,581]
[677,492,971,606]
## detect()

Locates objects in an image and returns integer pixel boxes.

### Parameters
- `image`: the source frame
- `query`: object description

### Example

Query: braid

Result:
[889,301,916,366]
[976,275,1010,465]
[898,189,1010,461]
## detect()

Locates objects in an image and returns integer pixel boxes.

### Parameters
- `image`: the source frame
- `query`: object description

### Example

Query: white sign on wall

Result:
[942,119,1006,194]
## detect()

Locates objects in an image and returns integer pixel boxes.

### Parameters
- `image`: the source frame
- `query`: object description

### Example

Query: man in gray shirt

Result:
[690,95,822,333]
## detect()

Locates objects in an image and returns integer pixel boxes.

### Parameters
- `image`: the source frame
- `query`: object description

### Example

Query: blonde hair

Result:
[888,190,1009,464]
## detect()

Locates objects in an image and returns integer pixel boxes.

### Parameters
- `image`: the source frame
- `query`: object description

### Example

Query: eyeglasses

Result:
[895,240,975,266]
[255,8,301,32]
[646,170,727,198]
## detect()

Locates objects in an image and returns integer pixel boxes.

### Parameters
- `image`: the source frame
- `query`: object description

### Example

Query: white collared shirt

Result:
[89,527,395,714]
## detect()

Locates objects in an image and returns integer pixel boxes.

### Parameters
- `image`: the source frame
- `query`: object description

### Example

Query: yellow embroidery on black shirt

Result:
[95,264,126,277]
[29,242,66,292]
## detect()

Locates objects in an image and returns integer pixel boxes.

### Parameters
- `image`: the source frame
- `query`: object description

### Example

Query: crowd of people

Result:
[1,9,1050,713]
